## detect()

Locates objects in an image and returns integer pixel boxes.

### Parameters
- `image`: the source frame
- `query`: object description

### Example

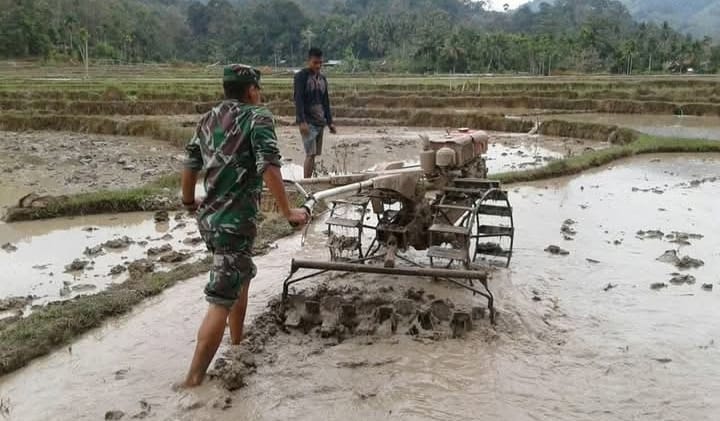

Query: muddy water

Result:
[0,212,204,306]
[2,154,718,420]
[275,126,591,175]
[543,113,720,141]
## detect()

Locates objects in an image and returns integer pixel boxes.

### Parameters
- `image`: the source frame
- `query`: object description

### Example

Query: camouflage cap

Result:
[223,64,262,86]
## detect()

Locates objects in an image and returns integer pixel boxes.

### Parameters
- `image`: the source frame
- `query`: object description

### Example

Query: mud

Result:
[275,126,595,176]
[0,131,181,209]
[541,113,720,141]
[0,145,718,419]
[210,282,486,391]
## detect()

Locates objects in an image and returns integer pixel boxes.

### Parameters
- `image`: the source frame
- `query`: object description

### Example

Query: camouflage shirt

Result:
[184,100,282,236]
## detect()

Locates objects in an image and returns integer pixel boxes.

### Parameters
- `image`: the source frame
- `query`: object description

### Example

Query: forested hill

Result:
[525,0,720,38]
[622,0,720,38]
[1,0,718,74]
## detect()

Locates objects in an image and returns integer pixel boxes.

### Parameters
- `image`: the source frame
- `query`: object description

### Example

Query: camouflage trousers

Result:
[200,230,257,309]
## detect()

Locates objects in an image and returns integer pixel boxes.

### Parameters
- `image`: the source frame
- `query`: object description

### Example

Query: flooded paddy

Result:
[542,113,720,141]
[0,212,205,309]
[1,153,718,420]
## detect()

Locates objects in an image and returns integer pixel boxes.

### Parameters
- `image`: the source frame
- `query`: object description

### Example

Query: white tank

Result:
[420,150,436,174]
[436,147,456,168]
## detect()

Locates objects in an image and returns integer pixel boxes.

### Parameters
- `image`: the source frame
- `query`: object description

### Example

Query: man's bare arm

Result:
[263,166,308,225]
[181,168,199,210]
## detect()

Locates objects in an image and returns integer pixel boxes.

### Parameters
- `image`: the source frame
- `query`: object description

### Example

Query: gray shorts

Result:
[302,124,324,156]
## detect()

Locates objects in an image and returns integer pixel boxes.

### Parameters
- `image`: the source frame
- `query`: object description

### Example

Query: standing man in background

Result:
[294,47,336,179]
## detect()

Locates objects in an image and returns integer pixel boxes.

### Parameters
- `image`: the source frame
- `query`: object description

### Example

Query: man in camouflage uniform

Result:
[181,64,308,387]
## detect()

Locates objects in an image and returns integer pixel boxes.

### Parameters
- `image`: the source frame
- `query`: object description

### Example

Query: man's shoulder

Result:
[294,68,309,80]
[246,104,273,119]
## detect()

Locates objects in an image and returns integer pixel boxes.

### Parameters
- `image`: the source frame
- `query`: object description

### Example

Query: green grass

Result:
[2,186,174,222]
[0,213,294,376]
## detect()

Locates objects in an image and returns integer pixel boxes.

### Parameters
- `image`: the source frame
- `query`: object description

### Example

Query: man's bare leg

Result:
[184,303,230,387]
[303,155,315,179]
[229,283,251,345]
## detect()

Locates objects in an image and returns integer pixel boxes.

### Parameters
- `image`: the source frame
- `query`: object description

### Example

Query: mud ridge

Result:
[210,283,489,391]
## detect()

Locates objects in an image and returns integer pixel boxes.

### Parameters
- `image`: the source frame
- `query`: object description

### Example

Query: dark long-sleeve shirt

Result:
[293,68,332,127]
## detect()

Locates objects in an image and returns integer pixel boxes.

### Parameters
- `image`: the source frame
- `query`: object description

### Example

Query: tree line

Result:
[1,0,718,74]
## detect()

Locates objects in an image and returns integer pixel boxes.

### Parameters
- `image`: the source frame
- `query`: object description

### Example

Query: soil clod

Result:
[109,265,127,275]
[669,274,696,285]
[127,259,156,279]
[83,245,104,257]
[104,410,125,420]
[545,245,570,255]
[147,244,172,256]
[103,236,135,249]
[1,243,18,252]
[153,211,169,223]
[158,251,191,263]
[64,258,90,272]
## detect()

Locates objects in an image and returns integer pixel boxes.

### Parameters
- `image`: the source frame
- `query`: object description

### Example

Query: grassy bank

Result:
[496,134,720,184]
[0,214,294,376]
[2,184,178,222]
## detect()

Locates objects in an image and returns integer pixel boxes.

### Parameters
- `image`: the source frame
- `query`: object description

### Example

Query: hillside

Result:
[1,0,718,73]
[622,0,720,38]
[524,0,720,38]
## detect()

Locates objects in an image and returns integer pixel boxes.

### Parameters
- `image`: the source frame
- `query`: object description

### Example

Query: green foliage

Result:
[0,0,716,74]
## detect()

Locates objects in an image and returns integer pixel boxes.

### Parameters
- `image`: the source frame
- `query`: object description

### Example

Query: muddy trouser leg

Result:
[185,231,257,386]
[203,232,257,309]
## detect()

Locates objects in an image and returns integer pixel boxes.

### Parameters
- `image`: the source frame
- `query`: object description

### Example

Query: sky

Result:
[486,0,529,11]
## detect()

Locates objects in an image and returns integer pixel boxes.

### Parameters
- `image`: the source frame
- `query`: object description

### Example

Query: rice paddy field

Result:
[1,63,720,421]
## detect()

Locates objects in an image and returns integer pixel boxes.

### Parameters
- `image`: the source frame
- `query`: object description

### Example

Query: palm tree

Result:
[302,28,315,51]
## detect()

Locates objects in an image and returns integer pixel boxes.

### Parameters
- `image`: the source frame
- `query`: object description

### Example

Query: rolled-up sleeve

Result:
[184,124,204,171]
[251,109,282,174]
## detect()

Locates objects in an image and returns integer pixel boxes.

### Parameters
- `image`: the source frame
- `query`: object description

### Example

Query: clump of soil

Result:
[103,236,135,250]
[109,265,127,275]
[1,243,18,252]
[84,245,104,257]
[210,283,489,391]
[154,210,170,223]
[656,250,704,269]
[561,219,577,240]
[545,245,570,255]
[64,258,90,272]
[0,296,33,312]
[147,244,172,256]
[636,230,664,240]
[158,251,191,263]
[127,259,156,279]
[669,274,696,285]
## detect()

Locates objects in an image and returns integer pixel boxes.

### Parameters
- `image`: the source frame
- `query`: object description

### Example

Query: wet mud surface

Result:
[0,131,183,208]
[541,113,720,141]
[274,126,597,176]
[1,153,718,420]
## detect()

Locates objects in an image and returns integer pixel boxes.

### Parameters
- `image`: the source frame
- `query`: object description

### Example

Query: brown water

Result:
[542,113,720,141]
[1,154,719,420]
[0,213,204,307]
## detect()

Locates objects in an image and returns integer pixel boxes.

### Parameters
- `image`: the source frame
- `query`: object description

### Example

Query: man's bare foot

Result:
[172,379,201,391]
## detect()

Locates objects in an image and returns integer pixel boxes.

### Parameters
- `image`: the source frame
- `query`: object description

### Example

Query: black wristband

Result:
[182,199,196,206]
